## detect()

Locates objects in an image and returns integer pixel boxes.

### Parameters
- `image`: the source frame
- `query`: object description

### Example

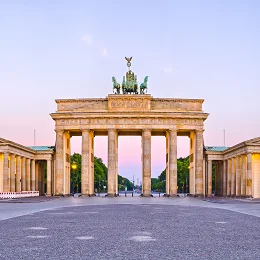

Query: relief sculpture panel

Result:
[151,99,203,112]
[108,95,151,111]
[57,99,108,112]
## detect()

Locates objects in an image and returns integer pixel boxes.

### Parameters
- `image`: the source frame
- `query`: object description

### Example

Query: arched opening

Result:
[151,136,166,196]
[177,136,190,195]
[118,135,140,195]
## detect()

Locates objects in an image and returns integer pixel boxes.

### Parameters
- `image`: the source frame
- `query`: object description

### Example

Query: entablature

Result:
[53,117,205,131]
[0,144,35,159]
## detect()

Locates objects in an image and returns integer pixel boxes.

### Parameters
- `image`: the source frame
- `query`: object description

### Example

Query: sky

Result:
[0,0,259,181]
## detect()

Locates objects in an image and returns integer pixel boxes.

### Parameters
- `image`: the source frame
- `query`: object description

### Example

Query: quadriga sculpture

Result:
[140,76,148,94]
[112,76,121,94]
[122,75,138,94]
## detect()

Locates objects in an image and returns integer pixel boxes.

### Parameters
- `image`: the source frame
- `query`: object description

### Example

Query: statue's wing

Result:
[125,57,129,62]
[129,57,132,61]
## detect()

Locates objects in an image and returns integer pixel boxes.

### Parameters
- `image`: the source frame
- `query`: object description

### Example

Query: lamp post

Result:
[71,161,77,196]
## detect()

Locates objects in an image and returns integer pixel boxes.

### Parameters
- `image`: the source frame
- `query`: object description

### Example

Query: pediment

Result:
[0,138,8,144]
[245,137,260,145]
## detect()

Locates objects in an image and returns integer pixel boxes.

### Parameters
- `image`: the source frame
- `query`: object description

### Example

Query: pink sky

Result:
[0,2,259,180]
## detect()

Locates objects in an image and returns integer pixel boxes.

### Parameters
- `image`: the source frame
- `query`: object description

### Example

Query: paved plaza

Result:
[0,197,260,259]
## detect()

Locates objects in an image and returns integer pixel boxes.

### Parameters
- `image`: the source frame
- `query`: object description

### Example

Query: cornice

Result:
[50,112,209,120]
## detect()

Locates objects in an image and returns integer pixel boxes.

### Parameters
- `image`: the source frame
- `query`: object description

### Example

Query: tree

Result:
[70,153,133,193]
[70,153,82,193]
[153,156,190,193]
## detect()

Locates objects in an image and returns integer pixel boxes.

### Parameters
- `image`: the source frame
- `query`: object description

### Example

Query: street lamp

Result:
[71,161,77,196]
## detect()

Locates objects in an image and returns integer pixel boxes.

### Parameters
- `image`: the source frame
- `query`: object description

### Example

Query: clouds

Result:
[101,48,108,56]
[163,64,179,74]
[81,34,108,56]
[81,34,93,46]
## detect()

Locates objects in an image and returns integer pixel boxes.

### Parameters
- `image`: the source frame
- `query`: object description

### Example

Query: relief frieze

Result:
[108,96,151,111]
[57,118,203,127]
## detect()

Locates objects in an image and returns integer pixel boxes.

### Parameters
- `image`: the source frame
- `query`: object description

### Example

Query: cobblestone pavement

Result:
[0,203,260,260]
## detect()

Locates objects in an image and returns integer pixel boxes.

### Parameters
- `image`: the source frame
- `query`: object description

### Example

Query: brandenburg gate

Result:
[51,58,208,197]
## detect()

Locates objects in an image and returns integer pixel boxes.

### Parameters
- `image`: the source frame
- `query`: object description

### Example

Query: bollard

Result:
[125,192,126,197]
[132,192,133,197]
[159,192,160,197]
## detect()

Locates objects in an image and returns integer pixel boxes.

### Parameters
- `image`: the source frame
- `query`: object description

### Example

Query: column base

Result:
[54,193,65,197]
[189,194,205,198]
[46,194,52,197]
[140,193,153,197]
[79,193,95,197]
[169,194,179,197]
[105,193,118,197]
[163,194,179,197]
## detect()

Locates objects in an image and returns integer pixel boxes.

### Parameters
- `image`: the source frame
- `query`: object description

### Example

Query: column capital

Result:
[55,129,64,133]
[142,129,151,133]
[108,128,117,133]
[196,129,204,133]
[168,129,177,133]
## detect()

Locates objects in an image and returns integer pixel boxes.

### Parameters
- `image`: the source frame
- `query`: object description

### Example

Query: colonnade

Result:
[55,129,205,197]
[0,153,52,196]
[206,154,253,197]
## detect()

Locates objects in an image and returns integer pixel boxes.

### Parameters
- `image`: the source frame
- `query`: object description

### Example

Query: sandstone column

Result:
[236,156,241,196]
[246,153,252,197]
[115,131,118,195]
[222,160,227,196]
[55,130,64,195]
[3,153,9,192]
[81,130,90,196]
[21,157,26,191]
[165,131,169,195]
[231,157,236,196]
[31,159,36,191]
[189,131,196,195]
[195,130,204,195]
[107,129,117,196]
[46,159,52,196]
[241,155,246,196]
[10,154,16,192]
[169,130,177,196]
[41,162,45,194]
[16,156,21,192]
[207,160,212,197]
[88,131,95,196]
[227,159,231,196]
[35,161,39,192]
[38,162,43,194]
[215,162,219,195]
[220,161,224,196]
[26,158,31,191]
[142,129,151,197]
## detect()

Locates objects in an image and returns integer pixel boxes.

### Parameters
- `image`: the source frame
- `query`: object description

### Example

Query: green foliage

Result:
[70,153,82,192]
[118,175,134,191]
[151,156,190,193]
[70,153,133,193]
[177,157,189,191]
